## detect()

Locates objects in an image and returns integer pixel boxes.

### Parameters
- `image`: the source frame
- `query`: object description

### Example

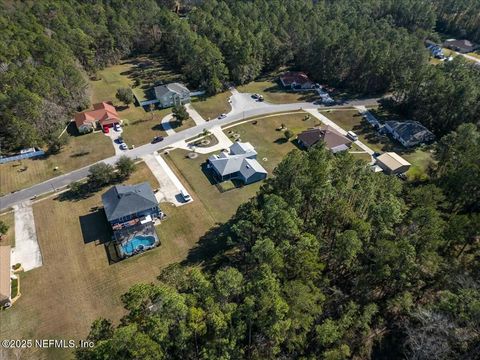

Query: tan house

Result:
[375,152,411,175]
[0,245,11,307]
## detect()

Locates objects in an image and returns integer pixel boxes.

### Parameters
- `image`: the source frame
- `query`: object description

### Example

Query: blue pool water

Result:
[122,235,156,256]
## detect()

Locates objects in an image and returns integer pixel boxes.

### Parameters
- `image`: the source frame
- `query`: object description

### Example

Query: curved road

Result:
[0,97,380,211]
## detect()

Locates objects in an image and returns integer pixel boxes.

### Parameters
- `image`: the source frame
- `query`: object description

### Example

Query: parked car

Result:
[119,143,128,150]
[251,93,260,99]
[218,113,227,119]
[151,136,164,144]
[372,152,381,158]
[346,131,358,141]
[103,125,109,134]
[257,95,264,102]
[180,189,192,202]
[114,123,121,131]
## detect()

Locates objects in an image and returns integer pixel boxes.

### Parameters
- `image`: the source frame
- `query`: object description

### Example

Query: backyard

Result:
[0,162,216,360]
[0,211,15,247]
[0,127,114,195]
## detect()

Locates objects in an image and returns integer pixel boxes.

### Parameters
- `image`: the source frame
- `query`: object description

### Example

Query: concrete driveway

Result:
[12,201,42,271]
[161,113,176,136]
[106,126,126,155]
[142,153,192,206]
[229,90,271,116]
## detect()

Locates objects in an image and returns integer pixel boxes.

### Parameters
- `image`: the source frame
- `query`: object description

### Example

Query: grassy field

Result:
[237,80,317,104]
[0,211,15,247]
[191,92,232,120]
[0,127,114,195]
[0,162,218,359]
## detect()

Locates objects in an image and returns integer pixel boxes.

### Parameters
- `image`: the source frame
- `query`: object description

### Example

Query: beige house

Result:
[0,245,11,307]
[375,152,411,175]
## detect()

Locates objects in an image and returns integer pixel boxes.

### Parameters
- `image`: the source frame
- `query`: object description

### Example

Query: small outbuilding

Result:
[375,152,411,175]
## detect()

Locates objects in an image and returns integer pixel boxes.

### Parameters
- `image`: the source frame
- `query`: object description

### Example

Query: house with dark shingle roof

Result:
[297,126,352,153]
[207,142,267,185]
[443,39,478,54]
[154,82,190,108]
[75,102,120,133]
[384,121,435,148]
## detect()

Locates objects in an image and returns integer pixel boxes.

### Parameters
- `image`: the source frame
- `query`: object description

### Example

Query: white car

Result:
[218,113,227,119]
[114,123,121,131]
[119,143,128,150]
[180,189,192,202]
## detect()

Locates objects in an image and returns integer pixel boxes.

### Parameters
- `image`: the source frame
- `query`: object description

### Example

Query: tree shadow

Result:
[79,209,112,245]
[274,137,288,144]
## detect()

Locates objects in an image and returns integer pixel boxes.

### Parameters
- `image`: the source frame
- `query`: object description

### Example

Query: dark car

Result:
[115,137,124,144]
[152,136,164,144]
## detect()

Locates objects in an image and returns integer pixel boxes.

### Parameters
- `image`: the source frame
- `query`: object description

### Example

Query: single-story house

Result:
[102,182,161,258]
[384,120,435,148]
[154,83,191,108]
[375,152,411,175]
[443,39,478,54]
[0,245,11,308]
[279,71,314,90]
[75,102,120,133]
[207,142,267,185]
[297,126,352,153]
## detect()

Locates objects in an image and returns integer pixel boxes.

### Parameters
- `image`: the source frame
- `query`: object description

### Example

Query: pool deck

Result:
[112,222,159,258]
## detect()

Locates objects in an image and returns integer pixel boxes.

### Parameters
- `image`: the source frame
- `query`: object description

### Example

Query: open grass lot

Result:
[191,91,232,120]
[0,162,217,359]
[0,127,114,195]
[322,109,434,178]
[237,80,317,104]
[0,211,15,247]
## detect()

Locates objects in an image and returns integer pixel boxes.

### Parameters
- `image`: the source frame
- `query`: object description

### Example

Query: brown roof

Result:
[75,102,120,128]
[297,126,352,150]
[280,71,313,86]
[0,246,11,302]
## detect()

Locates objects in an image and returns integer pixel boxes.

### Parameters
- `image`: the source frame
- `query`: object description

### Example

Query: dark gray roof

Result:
[102,182,158,222]
[385,121,435,145]
[154,83,189,99]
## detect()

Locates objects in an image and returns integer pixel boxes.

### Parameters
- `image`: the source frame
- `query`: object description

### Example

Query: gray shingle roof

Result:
[102,182,158,222]
[154,83,189,99]
[385,121,435,145]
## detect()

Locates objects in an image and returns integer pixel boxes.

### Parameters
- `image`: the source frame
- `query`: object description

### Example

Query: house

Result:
[154,83,191,108]
[279,71,314,90]
[384,120,435,148]
[375,152,411,175]
[297,126,352,153]
[75,102,120,133]
[102,182,161,258]
[0,245,11,308]
[443,39,478,54]
[207,142,267,185]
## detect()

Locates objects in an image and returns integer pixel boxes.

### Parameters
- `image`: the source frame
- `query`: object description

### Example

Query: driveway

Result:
[185,103,206,125]
[142,153,192,206]
[11,201,42,271]
[161,113,176,136]
[229,90,271,115]
[106,126,126,155]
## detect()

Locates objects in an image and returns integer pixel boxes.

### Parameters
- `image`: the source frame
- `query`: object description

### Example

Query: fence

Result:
[0,150,45,164]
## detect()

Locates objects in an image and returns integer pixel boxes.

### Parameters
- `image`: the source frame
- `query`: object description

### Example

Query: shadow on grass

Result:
[79,210,111,245]
[274,137,288,144]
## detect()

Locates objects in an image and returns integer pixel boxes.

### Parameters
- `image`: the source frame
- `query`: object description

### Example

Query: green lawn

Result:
[0,162,218,360]
[467,51,480,60]
[191,92,232,120]
[237,80,317,104]
[0,126,114,195]
[0,211,15,247]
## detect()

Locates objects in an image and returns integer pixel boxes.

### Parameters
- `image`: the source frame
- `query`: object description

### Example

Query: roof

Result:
[208,142,267,179]
[376,152,411,171]
[279,71,313,86]
[297,126,352,149]
[443,39,477,52]
[154,83,190,99]
[75,102,120,127]
[385,121,435,145]
[102,182,158,222]
[0,246,11,302]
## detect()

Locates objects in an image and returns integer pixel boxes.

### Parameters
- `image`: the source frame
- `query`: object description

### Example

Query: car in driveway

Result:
[119,143,128,150]
[251,93,260,99]
[114,123,121,132]
[180,189,192,202]
[103,125,109,134]
[115,137,124,144]
[218,113,227,119]
[151,136,164,144]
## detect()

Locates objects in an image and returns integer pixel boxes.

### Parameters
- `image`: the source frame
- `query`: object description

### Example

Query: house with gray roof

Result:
[384,121,435,148]
[207,142,267,185]
[101,182,161,259]
[154,82,190,108]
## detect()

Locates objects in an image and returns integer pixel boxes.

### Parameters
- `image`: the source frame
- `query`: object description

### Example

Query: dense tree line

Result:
[77,125,480,359]
[433,0,480,43]
[392,57,480,136]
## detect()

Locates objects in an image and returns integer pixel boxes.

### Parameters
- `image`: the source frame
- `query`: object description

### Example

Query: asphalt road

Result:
[0,97,381,211]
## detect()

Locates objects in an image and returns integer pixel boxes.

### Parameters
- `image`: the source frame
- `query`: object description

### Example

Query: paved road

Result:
[0,96,381,211]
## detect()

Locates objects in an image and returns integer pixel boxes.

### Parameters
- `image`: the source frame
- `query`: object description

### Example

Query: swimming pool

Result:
[122,235,156,256]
